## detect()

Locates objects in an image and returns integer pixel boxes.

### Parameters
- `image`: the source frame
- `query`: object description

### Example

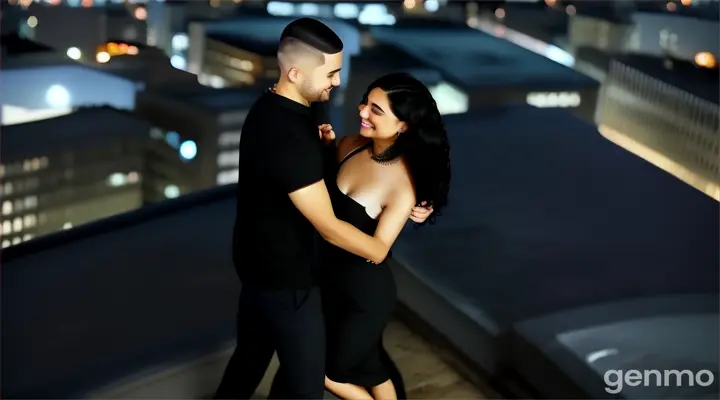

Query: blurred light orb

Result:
[96,51,111,63]
[66,47,81,60]
[694,51,717,69]
[45,84,71,108]
[179,140,197,160]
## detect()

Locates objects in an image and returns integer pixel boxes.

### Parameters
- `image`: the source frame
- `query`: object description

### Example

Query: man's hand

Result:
[409,201,434,223]
[318,124,335,144]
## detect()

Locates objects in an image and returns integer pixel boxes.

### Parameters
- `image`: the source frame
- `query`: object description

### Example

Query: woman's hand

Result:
[409,201,434,223]
[318,124,336,144]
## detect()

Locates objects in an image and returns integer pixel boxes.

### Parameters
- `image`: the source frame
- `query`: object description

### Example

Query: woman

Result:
[319,72,451,400]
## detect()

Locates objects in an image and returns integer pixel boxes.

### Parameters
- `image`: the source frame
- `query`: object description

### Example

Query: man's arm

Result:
[289,181,391,264]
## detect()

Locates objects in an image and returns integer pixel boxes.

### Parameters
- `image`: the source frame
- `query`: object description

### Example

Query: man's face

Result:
[300,51,342,103]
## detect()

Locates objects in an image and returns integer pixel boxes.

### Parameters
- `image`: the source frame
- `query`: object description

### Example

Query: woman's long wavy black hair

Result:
[363,72,451,226]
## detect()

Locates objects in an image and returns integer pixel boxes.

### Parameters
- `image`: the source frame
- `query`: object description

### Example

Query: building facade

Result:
[0,107,192,247]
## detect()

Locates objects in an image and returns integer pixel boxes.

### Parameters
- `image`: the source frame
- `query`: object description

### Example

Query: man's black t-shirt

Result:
[233,91,329,289]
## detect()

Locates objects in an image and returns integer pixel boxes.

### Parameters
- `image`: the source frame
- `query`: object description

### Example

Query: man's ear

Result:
[287,67,301,83]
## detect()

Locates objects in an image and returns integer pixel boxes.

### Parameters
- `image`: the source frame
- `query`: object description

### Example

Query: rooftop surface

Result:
[3,105,717,397]
[369,24,596,90]
[392,105,718,328]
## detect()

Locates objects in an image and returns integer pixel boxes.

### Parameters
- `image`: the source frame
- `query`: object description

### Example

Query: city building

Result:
[0,107,193,247]
[182,16,360,129]
[18,2,148,60]
[135,84,264,189]
[567,6,719,64]
[1,34,137,125]
[184,16,360,90]
[90,39,199,89]
[371,20,600,122]
[596,54,719,199]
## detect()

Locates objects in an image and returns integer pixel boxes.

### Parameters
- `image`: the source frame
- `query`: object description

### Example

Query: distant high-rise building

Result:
[0,107,193,247]
[135,85,263,188]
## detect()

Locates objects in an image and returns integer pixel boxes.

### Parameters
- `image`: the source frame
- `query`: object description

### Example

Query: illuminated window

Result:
[3,220,11,234]
[23,234,34,242]
[218,131,242,147]
[526,92,581,108]
[2,240,10,248]
[217,169,239,185]
[127,171,140,183]
[63,222,73,230]
[107,173,126,187]
[24,196,38,209]
[2,201,13,215]
[217,150,240,168]
[13,217,22,232]
[23,214,37,228]
[12,237,21,245]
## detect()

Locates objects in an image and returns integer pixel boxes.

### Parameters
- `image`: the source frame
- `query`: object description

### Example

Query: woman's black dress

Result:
[319,143,398,388]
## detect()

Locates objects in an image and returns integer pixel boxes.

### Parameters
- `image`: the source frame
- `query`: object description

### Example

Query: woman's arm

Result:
[370,188,417,262]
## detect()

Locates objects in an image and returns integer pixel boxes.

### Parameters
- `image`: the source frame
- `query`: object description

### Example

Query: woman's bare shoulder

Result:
[337,134,370,161]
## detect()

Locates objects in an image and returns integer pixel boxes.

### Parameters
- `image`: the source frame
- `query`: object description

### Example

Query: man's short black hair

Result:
[280,18,343,54]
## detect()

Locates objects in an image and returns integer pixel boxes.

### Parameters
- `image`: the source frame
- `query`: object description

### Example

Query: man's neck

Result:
[273,80,310,107]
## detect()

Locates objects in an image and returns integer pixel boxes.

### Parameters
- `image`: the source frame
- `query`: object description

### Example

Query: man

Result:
[215,18,432,399]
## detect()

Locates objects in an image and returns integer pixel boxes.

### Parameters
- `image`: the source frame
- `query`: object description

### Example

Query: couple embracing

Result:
[215,17,451,400]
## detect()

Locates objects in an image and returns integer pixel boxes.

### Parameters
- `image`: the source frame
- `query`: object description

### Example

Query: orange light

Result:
[107,42,119,55]
[119,43,128,52]
[81,0,93,7]
[680,0,692,5]
[694,52,717,69]
[545,0,557,7]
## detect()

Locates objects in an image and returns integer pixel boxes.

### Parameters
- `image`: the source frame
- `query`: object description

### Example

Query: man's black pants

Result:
[214,285,325,399]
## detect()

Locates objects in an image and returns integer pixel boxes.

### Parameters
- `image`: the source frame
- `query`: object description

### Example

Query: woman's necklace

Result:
[370,142,401,165]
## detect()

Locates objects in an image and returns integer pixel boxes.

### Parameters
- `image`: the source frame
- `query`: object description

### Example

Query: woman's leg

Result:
[325,375,374,400]
[371,379,397,400]
[380,343,407,399]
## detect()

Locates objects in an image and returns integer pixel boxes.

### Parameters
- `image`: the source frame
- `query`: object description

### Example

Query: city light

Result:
[179,140,198,161]
[172,33,189,51]
[96,51,111,63]
[526,92,581,108]
[27,16,38,28]
[45,85,71,108]
[694,52,717,69]
[333,3,359,19]
[170,55,187,70]
[424,0,439,12]
[99,42,140,57]
[164,185,180,199]
[66,47,82,60]
[134,6,147,20]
